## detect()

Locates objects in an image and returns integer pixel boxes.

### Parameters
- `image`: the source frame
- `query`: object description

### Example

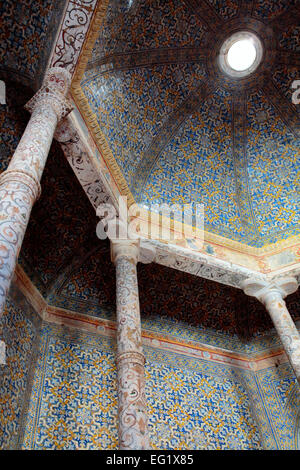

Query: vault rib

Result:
[232,92,259,240]
[86,47,209,74]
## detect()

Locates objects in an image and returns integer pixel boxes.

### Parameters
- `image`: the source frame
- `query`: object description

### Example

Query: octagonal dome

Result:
[80,0,300,248]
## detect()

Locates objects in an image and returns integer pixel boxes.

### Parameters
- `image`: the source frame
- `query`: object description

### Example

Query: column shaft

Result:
[0,67,71,315]
[242,277,300,385]
[115,254,149,450]
[264,291,300,383]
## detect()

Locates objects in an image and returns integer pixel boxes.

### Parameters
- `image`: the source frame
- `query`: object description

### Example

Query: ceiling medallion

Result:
[219,31,263,78]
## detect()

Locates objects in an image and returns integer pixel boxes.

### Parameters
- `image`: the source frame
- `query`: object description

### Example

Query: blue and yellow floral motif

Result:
[81,0,300,248]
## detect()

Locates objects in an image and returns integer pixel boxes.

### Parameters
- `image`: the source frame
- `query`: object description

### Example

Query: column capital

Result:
[107,219,156,265]
[25,67,73,121]
[111,239,140,265]
[110,239,156,265]
[241,277,298,305]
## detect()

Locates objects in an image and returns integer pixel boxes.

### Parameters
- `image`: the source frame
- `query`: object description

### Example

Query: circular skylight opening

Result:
[227,39,257,71]
[219,32,263,78]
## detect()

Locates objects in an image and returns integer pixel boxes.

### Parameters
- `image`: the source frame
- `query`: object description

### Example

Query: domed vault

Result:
[79,0,299,249]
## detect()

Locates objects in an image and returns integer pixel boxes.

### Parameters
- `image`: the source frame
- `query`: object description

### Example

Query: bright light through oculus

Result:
[219,32,263,78]
[227,39,257,71]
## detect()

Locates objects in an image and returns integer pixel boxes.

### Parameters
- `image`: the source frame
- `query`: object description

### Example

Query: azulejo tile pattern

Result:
[246,90,299,243]
[82,62,207,193]
[22,323,118,450]
[22,322,262,450]
[81,0,300,248]
[241,363,300,450]
[0,292,39,449]
[206,0,239,20]
[47,243,116,318]
[141,88,241,238]
[145,346,261,450]
[90,0,208,62]
[2,286,300,450]
[278,24,300,51]
[253,0,298,20]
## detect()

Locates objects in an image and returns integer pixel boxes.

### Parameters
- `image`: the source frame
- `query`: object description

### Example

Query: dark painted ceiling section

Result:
[46,233,300,341]
[0,80,31,174]
[20,140,98,297]
[0,0,66,89]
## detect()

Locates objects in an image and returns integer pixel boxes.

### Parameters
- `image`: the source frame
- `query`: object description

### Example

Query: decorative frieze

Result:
[54,115,115,208]
[50,0,98,76]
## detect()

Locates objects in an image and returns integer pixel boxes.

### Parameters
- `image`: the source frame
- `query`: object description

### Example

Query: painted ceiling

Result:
[81,0,300,248]
[19,143,299,342]
[1,82,298,342]
[0,80,32,174]
[46,235,300,342]
[20,139,98,297]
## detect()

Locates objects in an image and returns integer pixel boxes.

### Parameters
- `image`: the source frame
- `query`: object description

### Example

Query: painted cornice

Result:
[13,263,296,373]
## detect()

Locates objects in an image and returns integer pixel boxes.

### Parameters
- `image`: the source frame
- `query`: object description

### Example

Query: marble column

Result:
[111,239,150,450]
[242,277,300,383]
[0,67,72,316]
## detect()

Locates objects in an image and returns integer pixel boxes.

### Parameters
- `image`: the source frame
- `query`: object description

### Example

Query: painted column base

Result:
[117,352,149,450]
